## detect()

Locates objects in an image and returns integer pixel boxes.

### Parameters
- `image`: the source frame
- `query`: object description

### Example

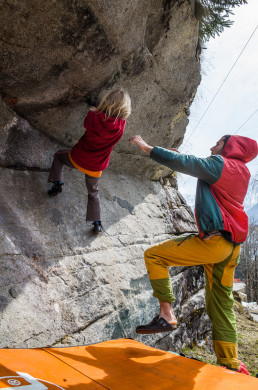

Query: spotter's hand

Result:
[170,148,180,153]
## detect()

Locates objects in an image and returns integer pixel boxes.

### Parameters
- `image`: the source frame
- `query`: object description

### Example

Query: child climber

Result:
[48,88,131,234]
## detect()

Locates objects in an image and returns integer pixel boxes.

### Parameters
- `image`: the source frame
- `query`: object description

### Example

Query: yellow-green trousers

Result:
[144,234,240,370]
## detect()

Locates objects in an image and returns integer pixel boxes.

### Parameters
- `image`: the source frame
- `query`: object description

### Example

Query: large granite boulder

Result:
[0,0,209,352]
[0,167,204,349]
[0,0,200,177]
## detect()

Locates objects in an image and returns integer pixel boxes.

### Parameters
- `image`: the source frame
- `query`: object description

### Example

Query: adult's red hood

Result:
[222,135,258,163]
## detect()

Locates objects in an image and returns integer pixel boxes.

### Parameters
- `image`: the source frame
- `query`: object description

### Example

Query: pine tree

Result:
[196,0,248,41]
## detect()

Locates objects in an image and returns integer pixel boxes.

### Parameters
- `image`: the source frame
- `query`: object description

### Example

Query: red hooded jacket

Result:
[210,135,258,243]
[70,110,126,172]
[150,135,258,243]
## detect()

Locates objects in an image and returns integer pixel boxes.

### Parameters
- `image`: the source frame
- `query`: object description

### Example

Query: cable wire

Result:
[182,24,258,150]
[233,107,258,135]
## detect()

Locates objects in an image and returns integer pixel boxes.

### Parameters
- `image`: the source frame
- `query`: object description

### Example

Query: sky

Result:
[178,0,258,201]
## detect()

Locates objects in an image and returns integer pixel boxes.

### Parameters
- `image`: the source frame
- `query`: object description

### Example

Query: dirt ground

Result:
[182,301,258,377]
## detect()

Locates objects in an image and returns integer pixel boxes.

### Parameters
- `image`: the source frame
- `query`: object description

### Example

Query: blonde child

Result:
[48,89,131,233]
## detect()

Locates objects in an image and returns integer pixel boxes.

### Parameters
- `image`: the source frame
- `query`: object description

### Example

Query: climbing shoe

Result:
[221,361,250,375]
[48,181,63,197]
[92,221,103,234]
[136,316,177,334]
[237,362,250,375]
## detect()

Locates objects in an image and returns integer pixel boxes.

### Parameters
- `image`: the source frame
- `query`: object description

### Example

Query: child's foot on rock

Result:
[92,221,103,234]
[48,181,63,197]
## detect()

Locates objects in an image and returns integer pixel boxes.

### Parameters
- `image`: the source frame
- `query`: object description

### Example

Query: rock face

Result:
[0,168,206,349]
[0,0,200,176]
[0,0,210,352]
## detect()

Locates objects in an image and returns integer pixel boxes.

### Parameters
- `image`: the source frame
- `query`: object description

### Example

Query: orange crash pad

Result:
[0,338,257,389]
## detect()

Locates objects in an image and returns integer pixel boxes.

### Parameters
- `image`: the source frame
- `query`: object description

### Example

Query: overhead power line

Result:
[233,108,258,135]
[182,24,258,150]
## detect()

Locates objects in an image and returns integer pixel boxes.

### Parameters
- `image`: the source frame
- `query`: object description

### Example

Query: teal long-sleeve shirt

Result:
[150,146,225,234]
[150,147,224,184]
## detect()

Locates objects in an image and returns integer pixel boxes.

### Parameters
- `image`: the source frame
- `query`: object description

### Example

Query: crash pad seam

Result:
[41,348,111,390]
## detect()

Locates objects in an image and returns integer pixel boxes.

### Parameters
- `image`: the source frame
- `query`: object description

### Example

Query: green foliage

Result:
[196,0,248,41]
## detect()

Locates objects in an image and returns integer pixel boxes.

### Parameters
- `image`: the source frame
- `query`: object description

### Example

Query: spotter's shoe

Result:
[237,362,250,375]
[136,316,177,334]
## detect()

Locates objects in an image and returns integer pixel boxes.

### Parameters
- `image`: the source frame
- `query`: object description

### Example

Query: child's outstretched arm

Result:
[130,135,153,155]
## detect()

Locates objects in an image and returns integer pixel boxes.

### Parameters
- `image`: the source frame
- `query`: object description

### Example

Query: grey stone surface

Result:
[0,0,200,177]
[0,0,210,354]
[0,98,64,169]
[0,167,205,350]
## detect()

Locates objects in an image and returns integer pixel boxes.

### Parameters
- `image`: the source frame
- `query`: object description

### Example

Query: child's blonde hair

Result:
[97,89,131,120]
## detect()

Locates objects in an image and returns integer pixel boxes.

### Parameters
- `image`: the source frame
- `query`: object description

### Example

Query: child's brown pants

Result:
[48,150,101,221]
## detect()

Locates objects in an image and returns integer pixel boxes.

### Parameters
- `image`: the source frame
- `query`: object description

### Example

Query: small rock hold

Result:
[9,288,18,298]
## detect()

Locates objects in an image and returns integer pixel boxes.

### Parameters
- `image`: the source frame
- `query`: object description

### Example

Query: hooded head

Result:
[222,135,258,163]
[210,135,231,156]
